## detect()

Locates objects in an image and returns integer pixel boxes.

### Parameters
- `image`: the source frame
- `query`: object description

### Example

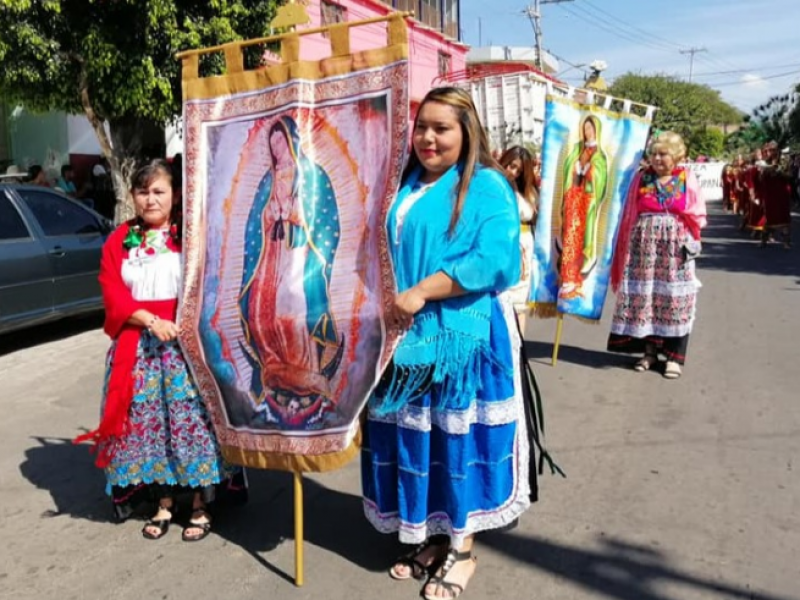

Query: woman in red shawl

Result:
[608,131,707,380]
[76,160,237,541]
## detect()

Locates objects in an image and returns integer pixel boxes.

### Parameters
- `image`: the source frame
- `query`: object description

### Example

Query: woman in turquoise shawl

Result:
[239,116,344,427]
[558,114,608,299]
[362,88,535,600]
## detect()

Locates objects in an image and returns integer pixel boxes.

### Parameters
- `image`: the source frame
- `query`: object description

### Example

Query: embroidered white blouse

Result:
[120,229,182,302]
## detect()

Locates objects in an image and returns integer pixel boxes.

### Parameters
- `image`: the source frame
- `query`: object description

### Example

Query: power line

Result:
[523,0,574,70]
[712,69,800,87]
[680,47,707,82]
[577,0,683,52]
[558,4,676,55]
[691,62,800,78]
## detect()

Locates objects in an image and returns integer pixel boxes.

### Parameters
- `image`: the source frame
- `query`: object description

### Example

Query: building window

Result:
[438,51,452,77]
[442,0,459,40]
[420,0,441,31]
[321,0,347,37]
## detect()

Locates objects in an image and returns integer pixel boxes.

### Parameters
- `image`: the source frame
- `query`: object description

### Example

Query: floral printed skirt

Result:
[102,332,237,501]
[608,213,700,352]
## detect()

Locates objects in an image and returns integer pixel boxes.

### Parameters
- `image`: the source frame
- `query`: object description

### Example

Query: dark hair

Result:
[27,165,43,181]
[129,159,182,245]
[499,146,538,205]
[60,164,73,177]
[403,86,502,235]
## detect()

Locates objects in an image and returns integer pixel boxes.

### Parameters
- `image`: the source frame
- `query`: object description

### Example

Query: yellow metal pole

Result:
[551,314,564,366]
[294,472,304,587]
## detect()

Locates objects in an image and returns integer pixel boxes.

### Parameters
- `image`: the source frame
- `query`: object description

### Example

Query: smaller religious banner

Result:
[178,16,409,472]
[530,93,653,321]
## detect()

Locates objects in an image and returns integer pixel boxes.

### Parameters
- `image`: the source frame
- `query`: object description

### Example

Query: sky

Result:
[459,0,800,112]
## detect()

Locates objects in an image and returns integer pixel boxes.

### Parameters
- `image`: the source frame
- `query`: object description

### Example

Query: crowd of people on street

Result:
[2,160,117,217]
[721,143,797,249]
[70,81,800,598]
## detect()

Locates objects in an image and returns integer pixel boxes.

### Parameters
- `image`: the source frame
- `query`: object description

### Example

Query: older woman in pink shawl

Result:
[608,131,706,380]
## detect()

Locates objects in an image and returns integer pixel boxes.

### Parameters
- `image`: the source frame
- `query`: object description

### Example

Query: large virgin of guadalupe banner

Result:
[530,93,653,320]
[178,17,409,472]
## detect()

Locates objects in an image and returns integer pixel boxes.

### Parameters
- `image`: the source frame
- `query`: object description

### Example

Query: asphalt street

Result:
[1,202,798,600]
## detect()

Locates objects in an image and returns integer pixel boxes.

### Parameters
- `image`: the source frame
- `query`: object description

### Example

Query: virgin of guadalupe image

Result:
[557,114,609,300]
[238,115,345,427]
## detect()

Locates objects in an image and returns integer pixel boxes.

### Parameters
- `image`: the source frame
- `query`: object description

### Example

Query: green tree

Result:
[608,73,743,139]
[687,127,724,159]
[751,89,799,148]
[0,0,279,218]
[724,117,768,155]
[789,83,800,148]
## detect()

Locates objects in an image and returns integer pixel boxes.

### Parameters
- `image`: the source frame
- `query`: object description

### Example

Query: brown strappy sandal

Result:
[423,547,477,599]
[389,536,448,581]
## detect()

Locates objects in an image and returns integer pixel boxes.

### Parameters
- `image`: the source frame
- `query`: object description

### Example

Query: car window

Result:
[0,192,31,240]
[16,189,102,237]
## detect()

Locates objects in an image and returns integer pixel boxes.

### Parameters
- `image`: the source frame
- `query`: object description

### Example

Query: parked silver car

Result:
[0,184,113,334]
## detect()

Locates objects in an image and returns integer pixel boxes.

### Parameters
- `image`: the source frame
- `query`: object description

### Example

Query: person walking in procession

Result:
[607,131,707,380]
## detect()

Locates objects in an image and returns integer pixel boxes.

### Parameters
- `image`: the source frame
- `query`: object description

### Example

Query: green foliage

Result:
[1,0,279,217]
[724,118,769,155]
[751,89,799,148]
[687,127,724,159]
[607,73,744,139]
[0,0,279,123]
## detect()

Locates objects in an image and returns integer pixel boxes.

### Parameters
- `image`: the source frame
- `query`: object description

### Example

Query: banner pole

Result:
[552,313,564,366]
[294,472,304,587]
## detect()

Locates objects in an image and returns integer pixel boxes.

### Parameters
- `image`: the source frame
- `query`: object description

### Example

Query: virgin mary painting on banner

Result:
[178,19,409,472]
[530,94,653,320]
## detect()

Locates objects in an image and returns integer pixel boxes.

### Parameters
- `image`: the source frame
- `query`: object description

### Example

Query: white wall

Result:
[66,115,106,155]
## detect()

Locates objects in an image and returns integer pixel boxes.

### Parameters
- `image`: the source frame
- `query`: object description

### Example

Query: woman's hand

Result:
[389,287,427,331]
[149,318,179,342]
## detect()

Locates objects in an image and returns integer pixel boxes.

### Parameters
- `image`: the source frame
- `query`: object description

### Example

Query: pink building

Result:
[299,0,467,111]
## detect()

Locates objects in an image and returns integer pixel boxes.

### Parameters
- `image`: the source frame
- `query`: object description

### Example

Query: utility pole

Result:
[524,0,574,70]
[679,46,707,83]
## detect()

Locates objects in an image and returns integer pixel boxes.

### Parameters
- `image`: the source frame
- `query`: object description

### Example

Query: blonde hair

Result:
[403,87,502,234]
[649,130,687,162]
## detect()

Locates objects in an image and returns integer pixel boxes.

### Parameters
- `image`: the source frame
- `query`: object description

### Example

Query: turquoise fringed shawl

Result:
[376,164,521,414]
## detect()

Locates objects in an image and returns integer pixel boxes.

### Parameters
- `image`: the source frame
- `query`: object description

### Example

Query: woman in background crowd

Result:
[499,145,539,332]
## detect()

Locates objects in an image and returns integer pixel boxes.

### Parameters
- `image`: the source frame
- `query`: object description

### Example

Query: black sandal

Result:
[142,505,175,540]
[389,535,448,581]
[423,548,477,599]
[182,509,212,542]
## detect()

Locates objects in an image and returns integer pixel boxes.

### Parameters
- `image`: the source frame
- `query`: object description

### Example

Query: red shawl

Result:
[74,222,178,467]
[611,168,706,293]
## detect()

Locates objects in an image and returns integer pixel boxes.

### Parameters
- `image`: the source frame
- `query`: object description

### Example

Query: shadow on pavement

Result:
[524,340,630,370]
[18,438,398,583]
[0,313,104,358]
[18,439,798,598]
[19,436,111,522]
[481,530,798,600]
[699,208,799,279]
[212,469,400,583]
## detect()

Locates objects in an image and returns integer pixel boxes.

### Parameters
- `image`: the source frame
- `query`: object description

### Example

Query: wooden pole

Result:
[294,472,304,587]
[551,313,564,366]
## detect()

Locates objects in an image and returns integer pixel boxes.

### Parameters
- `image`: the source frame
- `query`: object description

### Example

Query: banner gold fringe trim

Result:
[528,302,601,325]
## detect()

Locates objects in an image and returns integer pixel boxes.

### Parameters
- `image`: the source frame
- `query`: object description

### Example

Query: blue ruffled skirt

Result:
[361,295,531,547]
